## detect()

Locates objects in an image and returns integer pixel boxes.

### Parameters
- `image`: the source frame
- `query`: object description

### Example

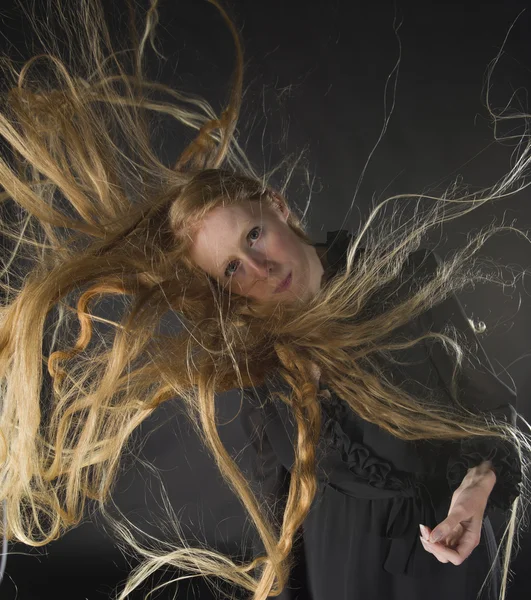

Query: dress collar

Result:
[314,229,363,277]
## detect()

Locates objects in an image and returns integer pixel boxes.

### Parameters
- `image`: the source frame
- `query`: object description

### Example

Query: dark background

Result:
[1,0,531,598]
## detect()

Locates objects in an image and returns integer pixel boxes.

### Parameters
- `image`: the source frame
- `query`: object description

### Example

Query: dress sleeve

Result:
[411,249,522,512]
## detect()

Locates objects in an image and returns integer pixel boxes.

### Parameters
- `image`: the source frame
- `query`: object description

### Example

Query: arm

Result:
[411,249,522,512]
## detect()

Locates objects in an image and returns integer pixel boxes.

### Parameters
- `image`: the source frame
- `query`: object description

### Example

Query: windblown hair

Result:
[0,1,530,598]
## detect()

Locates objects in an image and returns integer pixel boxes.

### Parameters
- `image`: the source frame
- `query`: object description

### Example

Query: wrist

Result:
[464,460,496,490]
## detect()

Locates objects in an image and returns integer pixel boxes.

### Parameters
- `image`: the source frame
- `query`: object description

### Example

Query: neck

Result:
[315,245,329,270]
[314,245,331,286]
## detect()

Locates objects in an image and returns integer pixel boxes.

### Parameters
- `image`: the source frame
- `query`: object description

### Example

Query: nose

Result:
[246,251,274,281]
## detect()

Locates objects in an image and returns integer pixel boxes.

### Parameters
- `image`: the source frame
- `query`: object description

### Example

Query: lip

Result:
[274,271,292,293]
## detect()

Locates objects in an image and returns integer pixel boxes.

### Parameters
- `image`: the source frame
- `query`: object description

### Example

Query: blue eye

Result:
[225,226,262,277]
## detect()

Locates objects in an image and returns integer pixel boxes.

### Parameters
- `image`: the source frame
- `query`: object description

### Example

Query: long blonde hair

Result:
[0,1,529,599]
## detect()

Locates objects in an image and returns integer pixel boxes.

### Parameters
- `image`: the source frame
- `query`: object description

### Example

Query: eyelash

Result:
[225,226,262,277]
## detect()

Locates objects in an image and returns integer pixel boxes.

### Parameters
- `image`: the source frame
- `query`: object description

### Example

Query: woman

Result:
[236,226,520,599]
[0,1,528,600]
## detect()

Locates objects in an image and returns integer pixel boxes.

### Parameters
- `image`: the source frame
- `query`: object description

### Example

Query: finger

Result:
[444,523,464,548]
[426,522,465,551]
[444,524,481,565]
[419,536,449,563]
[422,522,464,546]
[429,516,466,544]
[420,524,467,562]
[421,537,466,565]
[446,536,459,549]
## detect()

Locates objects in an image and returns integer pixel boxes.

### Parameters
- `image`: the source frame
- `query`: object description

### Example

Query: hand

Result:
[419,467,495,565]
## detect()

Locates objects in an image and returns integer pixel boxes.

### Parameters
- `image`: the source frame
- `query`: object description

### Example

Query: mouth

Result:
[274,271,292,293]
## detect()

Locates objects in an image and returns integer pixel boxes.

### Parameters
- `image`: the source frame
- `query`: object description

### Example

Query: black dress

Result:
[241,230,522,600]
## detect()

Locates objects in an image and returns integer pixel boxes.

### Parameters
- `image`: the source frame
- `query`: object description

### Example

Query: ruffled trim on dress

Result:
[319,386,522,513]
[320,395,407,492]
[318,392,431,501]
[446,437,522,511]
[317,392,454,576]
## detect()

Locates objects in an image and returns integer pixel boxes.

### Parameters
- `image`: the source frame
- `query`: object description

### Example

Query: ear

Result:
[270,190,290,221]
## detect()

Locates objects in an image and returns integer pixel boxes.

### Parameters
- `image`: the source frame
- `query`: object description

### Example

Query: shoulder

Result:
[354,245,440,275]
[397,248,443,287]
[373,247,441,292]
[406,247,441,270]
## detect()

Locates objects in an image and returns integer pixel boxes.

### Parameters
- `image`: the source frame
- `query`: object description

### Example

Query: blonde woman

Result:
[0,1,528,600]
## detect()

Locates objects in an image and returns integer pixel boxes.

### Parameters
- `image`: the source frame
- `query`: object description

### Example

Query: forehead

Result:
[191,200,268,274]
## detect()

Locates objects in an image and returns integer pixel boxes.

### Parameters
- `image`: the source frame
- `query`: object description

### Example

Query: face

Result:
[189,196,325,304]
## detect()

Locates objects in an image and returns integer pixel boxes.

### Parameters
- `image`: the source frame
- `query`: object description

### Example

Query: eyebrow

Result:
[216,218,253,277]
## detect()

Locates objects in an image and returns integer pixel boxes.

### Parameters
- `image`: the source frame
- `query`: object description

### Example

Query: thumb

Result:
[430,516,461,544]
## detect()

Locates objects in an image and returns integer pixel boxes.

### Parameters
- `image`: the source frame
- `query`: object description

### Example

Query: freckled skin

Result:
[189,197,328,305]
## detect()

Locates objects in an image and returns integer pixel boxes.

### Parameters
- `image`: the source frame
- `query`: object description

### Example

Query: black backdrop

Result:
[1,1,530,598]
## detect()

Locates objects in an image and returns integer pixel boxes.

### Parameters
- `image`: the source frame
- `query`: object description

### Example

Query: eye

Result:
[224,226,262,278]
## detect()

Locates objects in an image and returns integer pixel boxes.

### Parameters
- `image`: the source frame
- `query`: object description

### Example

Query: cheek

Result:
[281,235,302,260]
[266,230,303,269]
